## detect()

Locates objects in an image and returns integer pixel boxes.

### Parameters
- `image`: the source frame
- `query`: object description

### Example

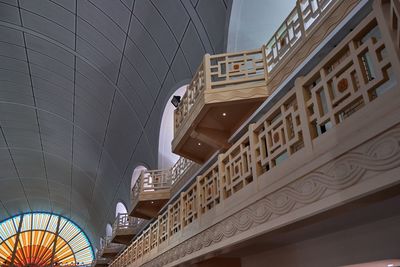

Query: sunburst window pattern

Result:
[0,213,94,266]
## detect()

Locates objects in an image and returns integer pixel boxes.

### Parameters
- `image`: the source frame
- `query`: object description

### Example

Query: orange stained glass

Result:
[0,213,93,267]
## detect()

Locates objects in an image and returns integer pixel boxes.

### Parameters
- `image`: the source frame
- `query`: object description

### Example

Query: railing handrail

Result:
[173,0,339,136]
[131,157,195,201]
[111,4,398,265]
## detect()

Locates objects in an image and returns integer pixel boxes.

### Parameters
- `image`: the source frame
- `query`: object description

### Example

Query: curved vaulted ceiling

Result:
[0,0,232,246]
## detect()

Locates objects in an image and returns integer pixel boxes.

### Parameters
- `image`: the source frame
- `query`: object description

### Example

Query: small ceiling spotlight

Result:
[151,201,154,204]
[222,112,227,117]
[171,95,181,108]
[197,142,201,146]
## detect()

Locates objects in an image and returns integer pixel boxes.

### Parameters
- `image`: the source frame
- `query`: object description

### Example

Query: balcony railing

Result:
[111,213,147,244]
[174,0,339,139]
[130,157,197,218]
[174,47,268,134]
[266,0,335,72]
[98,236,125,259]
[110,9,400,266]
[112,213,146,233]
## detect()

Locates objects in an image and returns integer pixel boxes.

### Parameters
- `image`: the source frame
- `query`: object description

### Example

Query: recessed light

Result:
[197,142,201,146]
[222,112,227,117]
[151,201,154,204]
[388,264,394,267]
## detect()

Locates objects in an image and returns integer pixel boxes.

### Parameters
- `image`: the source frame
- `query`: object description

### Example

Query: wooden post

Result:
[203,54,212,91]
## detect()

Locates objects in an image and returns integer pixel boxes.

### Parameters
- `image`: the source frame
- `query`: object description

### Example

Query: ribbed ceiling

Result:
[0,0,232,246]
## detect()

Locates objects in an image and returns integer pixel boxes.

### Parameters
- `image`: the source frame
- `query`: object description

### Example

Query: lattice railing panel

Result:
[302,23,394,139]
[150,222,158,251]
[171,157,194,185]
[266,0,335,72]
[181,182,198,227]
[198,162,220,214]
[113,213,145,233]
[158,212,168,245]
[174,62,205,131]
[209,48,266,89]
[142,169,172,192]
[129,240,137,263]
[143,228,151,255]
[252,90,304,177]
[136,235,143,259]
[168,201,181,237]
[220,134,254,199]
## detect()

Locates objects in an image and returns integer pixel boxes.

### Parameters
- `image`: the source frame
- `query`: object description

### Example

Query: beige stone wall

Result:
[242,216,400,267]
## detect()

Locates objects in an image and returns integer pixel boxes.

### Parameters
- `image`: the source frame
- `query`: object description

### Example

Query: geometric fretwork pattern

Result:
[0,212,93,266]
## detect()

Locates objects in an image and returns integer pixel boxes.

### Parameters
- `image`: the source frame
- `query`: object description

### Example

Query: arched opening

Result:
[158,85,187,169]
[131,165,147,189]
[105,223,112,237]
[115,202,128,217]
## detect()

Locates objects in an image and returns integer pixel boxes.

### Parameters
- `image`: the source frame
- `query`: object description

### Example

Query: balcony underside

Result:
[129,190,170,219]
[101,246,124,258]
[173,85,268,163]
[94,258,110,267]
[111,228,137,245]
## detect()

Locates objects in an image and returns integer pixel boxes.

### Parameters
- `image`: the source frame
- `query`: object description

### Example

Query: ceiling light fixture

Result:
[222,112,227,117]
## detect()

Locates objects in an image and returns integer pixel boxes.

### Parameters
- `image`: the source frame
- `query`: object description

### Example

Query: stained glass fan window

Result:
[0,212,94,266]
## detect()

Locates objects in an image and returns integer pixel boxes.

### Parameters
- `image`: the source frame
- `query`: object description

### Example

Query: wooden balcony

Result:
[98,237,125,259]
[129,169,172,220]
[111,213,147,245]
[130,157,196,220]
[172,48,270,164]
[109,8,400,266]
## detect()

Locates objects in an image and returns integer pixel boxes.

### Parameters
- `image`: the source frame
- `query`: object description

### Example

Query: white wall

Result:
[242,216,400,267]
[227,0,295,52]
[131,165,147,189]
[115,202,127,217]
[158,85,187,169]
[105,223,112,237]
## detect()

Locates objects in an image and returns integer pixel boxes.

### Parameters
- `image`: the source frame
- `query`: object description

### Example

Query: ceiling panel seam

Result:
[179,0,213,54]
[84,0,136,231]
[81,0,161,97]
[17,0,53,213]
[69,0,78,219]
[0,21,151,139]
[148,0,193,76]
[0,126,31,212]
[99,19,192,228]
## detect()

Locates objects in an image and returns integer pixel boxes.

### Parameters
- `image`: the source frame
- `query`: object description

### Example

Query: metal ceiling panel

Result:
[20,0,75,31]
[25,34,75,67]
[0,0,232,245]
[134,0,178,63]
[21,9,75,49]
[0,2,20,25]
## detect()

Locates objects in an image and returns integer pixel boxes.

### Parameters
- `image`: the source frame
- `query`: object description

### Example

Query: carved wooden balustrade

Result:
[111,213,147,245]
[172,48,270,163]
[130,157,196,220]
[111,10,400,267]
[172,0,349,165]
[98,236,125,259]
[129,168,172,220]
[266,0,335,72]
